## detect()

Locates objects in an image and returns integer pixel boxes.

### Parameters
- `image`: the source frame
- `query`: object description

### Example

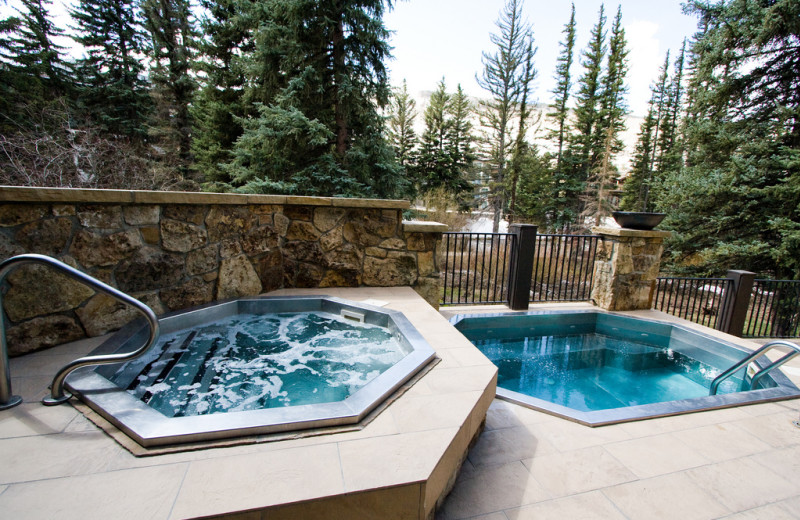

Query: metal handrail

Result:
[0,254,160,408]
[709,339,800,395]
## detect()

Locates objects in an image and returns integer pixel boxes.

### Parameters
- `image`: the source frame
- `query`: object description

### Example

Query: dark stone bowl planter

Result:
[612,211,666,230]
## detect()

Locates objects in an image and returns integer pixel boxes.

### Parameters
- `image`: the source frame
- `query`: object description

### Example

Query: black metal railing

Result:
[441,232,516,305]
[745,279,800,338]
[531,234,599,302]
[653,277,733,329]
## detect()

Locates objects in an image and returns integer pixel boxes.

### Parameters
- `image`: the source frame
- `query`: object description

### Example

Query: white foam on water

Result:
[119,311,407,417]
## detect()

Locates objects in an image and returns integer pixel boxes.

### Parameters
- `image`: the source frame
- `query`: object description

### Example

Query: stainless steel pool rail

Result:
[0,254,160,408]
[709,340,800,395]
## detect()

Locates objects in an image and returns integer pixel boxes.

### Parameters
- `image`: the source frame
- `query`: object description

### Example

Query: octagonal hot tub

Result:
[66,296,435,447]
[452,310,800,426]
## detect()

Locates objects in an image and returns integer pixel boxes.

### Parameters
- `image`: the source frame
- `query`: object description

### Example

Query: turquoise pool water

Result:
[470,332,744,412]
[109,311,406,417]
[451,310,800,425]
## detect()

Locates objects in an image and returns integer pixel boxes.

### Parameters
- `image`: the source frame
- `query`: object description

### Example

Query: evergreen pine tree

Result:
[0,0,70,131]
[225,0,406,198]
[446,84,477,197]
[477,0,533,232]
[387,79,418,169]
[191,0,254,185]
[656,0,800,288]
[558,4,606,228]
[416,79,452,193]
[620,92,658,211]
[507,36,537,224]
[597,5,628,159]
[546,3,576,175]
[142,0,198,172]
[70,0,150,137]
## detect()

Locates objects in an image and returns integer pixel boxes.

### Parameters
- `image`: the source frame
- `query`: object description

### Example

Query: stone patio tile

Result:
[436,461,549,520]
[0,463,187,520]
[467,424,558,468]
[482,401,560,431]
[0,402,79,439]
[504,491,626,520]
[603,432,711,478]
[525,418,632,452]
[730,410,800,449]
[737,402,796,417]
[720,501,800,520]
[171,443,344,519]
[390,391,483,433]
[339,428,455,491]
[748,445,800,482]
[602,472,730,519]
[9,352,81,378]
[423,365,498,394]
[447,346,494,367]
[0,431,127,484]
[618,407,752,437]
[685,457,797,512]
[521,446,636,498]
[672,422,773,462]
[7,374,51,402]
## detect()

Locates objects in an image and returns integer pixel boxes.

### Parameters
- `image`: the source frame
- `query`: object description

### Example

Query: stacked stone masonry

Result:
[0,188,446,356]
[590,226,671,311]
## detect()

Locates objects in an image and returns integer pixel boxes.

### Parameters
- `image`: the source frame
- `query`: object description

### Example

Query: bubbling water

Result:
[110,312,407,417]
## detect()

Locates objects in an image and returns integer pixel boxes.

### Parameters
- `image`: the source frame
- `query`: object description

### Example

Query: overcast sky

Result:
[384,0,699,117]
[3,0,698,117]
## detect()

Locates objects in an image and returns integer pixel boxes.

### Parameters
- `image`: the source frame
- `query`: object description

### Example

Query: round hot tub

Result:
[67,296,435,447]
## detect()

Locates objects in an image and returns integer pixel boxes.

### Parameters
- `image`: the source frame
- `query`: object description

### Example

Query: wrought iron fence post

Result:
[716,270,756,337]
[508,224,537,310]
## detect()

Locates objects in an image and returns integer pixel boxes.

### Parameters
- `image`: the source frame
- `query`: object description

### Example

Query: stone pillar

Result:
[590,226,671,311]
[401,221,448,309]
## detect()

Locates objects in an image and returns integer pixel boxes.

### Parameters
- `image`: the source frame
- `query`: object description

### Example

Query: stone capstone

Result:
[6,315,85,356]
[115,247,184,293]
[4,264,95,322]
[161,218,207,252]
[217,255,262,299]
[69,229,143,268]
[14,218,73,256]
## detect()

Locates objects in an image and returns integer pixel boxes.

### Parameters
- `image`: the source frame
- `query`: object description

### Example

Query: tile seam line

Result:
[0,461,191,489]
[598,488,634,520]
[166,461,191,520]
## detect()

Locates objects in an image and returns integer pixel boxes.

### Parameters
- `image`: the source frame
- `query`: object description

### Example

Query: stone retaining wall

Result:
[0,187,446,356]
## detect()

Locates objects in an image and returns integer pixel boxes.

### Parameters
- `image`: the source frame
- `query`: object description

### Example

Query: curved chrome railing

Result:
[0,254,160,408]
[709,339,800,395]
